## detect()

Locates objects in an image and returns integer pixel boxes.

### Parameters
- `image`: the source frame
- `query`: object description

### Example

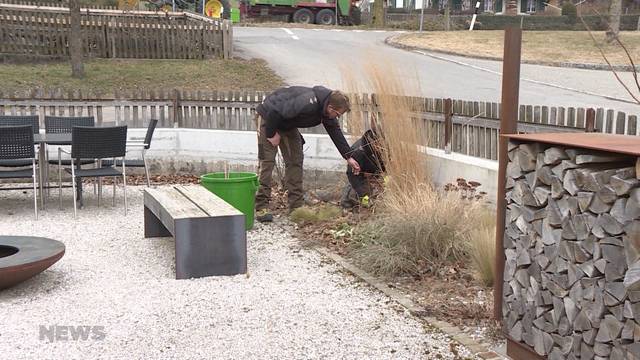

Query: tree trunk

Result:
[444,0,451,31]
[607,0,622,43]
[69,0,85,79]
[372,0,385,27]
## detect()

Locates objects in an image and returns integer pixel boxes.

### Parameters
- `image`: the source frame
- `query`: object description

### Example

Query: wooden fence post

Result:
[585,108,596,133]
[221,19,231,60]
[172,88,181,127]
[444,98,453,154]
[227,19,233,59]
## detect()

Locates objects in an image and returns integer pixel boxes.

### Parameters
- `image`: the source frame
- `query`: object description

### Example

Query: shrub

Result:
[562,2,577,24]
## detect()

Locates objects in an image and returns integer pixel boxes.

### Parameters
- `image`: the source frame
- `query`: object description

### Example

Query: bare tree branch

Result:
[613,37,640,94]
[592,8,640,94]
[578,13,640,104]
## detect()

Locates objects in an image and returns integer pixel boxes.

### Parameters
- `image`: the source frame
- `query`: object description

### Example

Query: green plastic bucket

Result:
[200,172,259,230]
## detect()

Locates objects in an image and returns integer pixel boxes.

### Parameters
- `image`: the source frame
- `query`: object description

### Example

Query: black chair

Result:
[44,116,96,194]
[102,119,157,187]
[44,116,94,134]
[0,116,39,133]
[58,126,128,218]
[0,125,39,219]
[0,116,40,168]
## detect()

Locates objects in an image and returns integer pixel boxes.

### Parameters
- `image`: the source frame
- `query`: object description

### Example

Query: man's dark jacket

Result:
[256,86,351,159]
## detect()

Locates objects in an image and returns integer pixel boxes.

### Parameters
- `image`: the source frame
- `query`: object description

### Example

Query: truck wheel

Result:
[315,9,335,25]
[293,8,314,24]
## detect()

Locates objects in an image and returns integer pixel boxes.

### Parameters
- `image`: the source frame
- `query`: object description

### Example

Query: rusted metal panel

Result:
[495,26,521,321]
[505,132,640,156]
[507,338,545,360]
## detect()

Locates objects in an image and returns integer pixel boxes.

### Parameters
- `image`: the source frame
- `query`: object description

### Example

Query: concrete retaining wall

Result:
[115,128,498,199]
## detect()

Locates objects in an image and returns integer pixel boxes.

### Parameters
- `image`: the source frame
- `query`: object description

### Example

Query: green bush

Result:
[80,0,117,6]
[388,14,640,31]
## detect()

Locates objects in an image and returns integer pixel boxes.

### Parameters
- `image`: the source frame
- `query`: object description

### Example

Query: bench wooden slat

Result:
[174,185,241,217]
[145,186,207,220]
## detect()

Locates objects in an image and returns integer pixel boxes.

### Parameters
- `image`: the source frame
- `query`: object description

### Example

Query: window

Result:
[483,0,494,12]
[526,0,536,12]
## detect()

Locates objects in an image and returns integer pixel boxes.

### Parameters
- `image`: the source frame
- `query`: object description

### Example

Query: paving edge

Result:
[384,34,640,72]
[313,246,506,360]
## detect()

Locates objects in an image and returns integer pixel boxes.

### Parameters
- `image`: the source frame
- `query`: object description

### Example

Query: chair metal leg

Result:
[32,159,38,220]
[123,162,127,215]
[143,150,150,187]
[46,147,50,198]
[58,148,62,210]
[97,160,102,206]
[113,177,116,206]
[38,143,45,210]
[92,160,97,195]
[71,162,77,219]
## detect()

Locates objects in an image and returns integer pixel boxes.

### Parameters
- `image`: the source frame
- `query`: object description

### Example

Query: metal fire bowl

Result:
[0,236,65,290]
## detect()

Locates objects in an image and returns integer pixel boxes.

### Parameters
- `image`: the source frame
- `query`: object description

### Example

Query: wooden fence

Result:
[0,89,636,161]
[0,4,233,60]
[0,0,117,9]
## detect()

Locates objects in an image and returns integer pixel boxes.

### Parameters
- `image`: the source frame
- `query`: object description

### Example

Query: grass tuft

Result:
[290,205,342,225]
[468,225,496,287]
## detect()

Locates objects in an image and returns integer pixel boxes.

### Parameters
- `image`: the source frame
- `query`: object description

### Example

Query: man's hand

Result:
[347,157,360,175]
[267,132,281,147]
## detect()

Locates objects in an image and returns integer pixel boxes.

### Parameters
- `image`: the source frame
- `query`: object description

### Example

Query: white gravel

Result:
[0,185,474,359]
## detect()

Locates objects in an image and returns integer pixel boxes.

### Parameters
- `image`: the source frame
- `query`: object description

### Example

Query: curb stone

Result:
[313,246,508,360]
[384,34,640,72]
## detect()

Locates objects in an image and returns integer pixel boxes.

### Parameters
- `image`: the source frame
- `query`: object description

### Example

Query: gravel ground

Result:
[0,185,474,360]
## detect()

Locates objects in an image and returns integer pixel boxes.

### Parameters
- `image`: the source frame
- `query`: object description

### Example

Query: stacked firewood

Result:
[503,140,640,359]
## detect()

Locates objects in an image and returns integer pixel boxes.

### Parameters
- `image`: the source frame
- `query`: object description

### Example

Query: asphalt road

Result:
[235,27,640,115]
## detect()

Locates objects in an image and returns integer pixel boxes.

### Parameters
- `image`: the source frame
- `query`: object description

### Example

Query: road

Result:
[234,27,640,115]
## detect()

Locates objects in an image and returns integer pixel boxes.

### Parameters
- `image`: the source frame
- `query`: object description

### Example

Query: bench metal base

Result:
[144,195,247,279]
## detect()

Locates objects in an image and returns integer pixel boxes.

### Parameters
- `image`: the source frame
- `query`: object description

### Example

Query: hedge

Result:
[386,14,640,31]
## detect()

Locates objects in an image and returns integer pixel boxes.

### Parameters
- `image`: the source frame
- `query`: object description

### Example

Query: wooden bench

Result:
[143,185,246,279]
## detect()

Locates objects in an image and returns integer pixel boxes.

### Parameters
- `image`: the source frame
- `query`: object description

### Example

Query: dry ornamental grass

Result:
[340,59,494,278]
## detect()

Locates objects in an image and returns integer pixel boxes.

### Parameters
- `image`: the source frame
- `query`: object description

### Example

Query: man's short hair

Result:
[328,91,351,112]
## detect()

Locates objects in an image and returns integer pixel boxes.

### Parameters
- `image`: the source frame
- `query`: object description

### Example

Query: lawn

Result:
[0,58,284,94]
[393,31,640,67]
